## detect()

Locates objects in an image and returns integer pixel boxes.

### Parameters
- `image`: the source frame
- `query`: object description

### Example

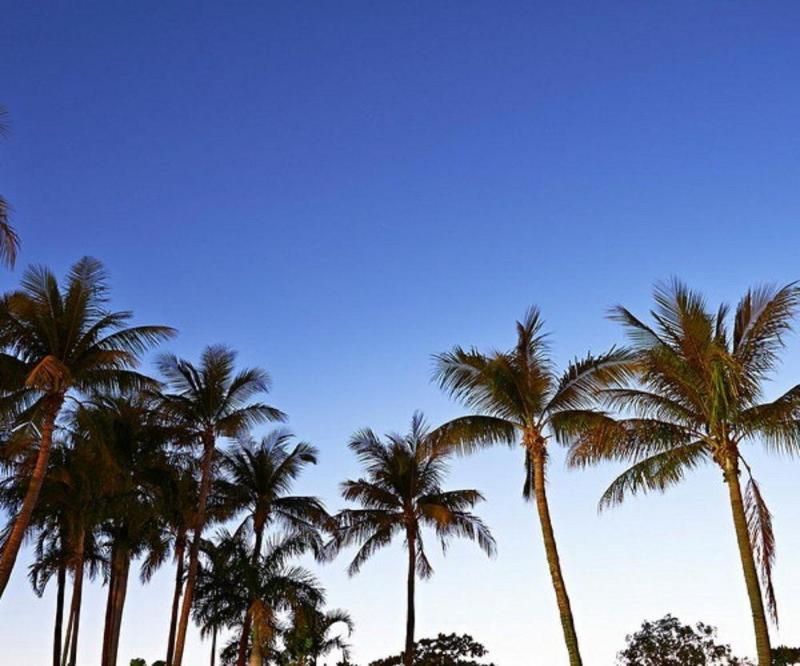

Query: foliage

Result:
[367,633,495,666]
[616,615,753,666]
[773,646,800,666]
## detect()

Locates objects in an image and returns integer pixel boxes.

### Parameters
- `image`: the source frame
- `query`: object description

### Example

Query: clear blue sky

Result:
[2,2,800,664]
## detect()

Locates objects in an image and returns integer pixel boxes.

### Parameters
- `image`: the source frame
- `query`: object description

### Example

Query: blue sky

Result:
[2,2,800,664]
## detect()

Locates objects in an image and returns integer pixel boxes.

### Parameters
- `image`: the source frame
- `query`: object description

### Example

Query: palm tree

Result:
[9,435,105,666]
[432,308,631,666]
[0,105,20,269]
[157,345,286,666]
[74,396,174,666]
[220,430,331,666]
[159,458,200,666]
[194,530,325,666]
[0,257,175,595]
[566,281,800,666]
[279,606,353,666]
[334,412,496,666]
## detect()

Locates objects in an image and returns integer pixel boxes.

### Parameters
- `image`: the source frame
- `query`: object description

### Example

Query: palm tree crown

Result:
[0,105,20,269]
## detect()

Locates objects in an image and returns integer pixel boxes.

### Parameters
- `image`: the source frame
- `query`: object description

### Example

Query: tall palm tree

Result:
[157,345,285,666]
[74,396,173,666]
[220,430,331,666]
[159,457,200,666]
[0,105,20,269]
[566,281,800,666]
[334,412,496,666]
[0,257,175,595]
[8,435,105,666]
[432,308,631,666]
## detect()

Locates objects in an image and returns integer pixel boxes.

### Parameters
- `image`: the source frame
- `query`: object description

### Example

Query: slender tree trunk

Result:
[60,597,75,666]
[102,542,118,664]
[53,561,66,666]
[173,430,216,666]
[210,625,217,666]
[237,523,265,666]
[166,530,187,666]
[531,448,583,666]
[723,457,772,666]
[110,555,130,666]
[67,534,85,666]
[404,529,416,666]
[0,395,64,597]
[248,617,262,666]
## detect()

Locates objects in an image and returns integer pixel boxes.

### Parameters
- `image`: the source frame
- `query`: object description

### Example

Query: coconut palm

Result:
[6,435,105,666]
[194,530,325,666]
[0,257,175,595]
[432,308,632,666]
[565,280,800,666]
[278,606,353,666]
[334,412,496,666]
[159,458,201,666]
[157,345,286,666]
[0,105,20,269]
[220,431,331,666]
[73,396,174,666]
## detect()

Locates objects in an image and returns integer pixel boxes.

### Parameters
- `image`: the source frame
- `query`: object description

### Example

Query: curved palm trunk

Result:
[723,458,772,666]
[66,534,85,666]
[60,601,74,666]
[173,431,216,666]
[532,450,582,666]
[53,561,66,666]
[0,395,64,597]
[166,530,187,666]
[404,530,416,666]
[237,522,266,666]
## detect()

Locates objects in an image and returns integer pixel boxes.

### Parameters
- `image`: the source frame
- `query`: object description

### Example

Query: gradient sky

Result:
[2,2,800,664]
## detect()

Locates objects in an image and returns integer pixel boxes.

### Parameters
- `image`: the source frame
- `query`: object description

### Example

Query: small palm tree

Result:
[195,530,325,666]
[220,430,331,666]
[279,606,353,666]
[432,308,631,666]
[566,281,800,666]
[334,412,496,666]
[0,106,20,269]
[0,257,175,596]
[157,345,285,666]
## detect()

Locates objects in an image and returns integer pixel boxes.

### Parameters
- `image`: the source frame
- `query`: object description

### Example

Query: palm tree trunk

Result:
[0,394,64,597]
[60,599,74,666]
[110,555,131,666]
[53,560,66,666]
[248,618,262,666]
[237,523,265,666]
[531,450,583,666]
[102,543,118,664]
[173,431,216,666]
[67,534,85,666]
[723,457,772,666]
[210,626,217,666]
[166,530,187,666]
[404,530,416,666]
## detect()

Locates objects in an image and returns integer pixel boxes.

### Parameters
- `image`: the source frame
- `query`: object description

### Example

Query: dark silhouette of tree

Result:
[616,615,753,666]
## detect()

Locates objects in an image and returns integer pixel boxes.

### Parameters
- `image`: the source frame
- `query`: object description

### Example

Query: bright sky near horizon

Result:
[2,2,800,664]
